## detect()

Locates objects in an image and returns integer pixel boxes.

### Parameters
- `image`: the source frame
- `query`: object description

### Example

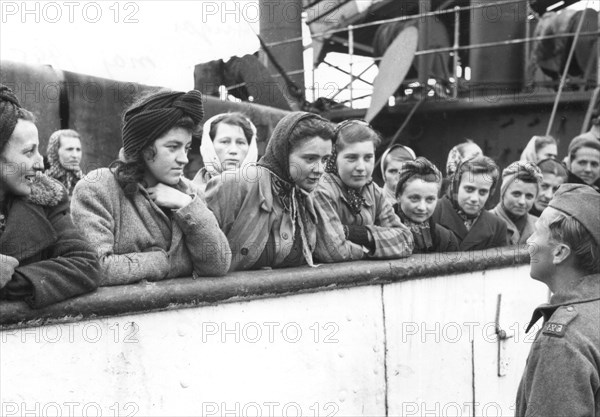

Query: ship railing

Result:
[253,0,599,110]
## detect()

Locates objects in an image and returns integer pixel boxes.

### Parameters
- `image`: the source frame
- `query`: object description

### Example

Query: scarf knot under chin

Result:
[270,171,315,267]
[398,209,434,250]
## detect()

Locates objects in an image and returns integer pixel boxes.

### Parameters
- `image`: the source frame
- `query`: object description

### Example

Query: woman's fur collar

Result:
[25,174,66,207]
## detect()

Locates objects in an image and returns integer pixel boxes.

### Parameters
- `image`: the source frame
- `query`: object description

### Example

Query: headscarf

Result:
[122,89,204,161]
[199,113,258,177]
[537,158,568,179]
[568,135,600,159]
[520,135,556,163]
[499,161,543,201]
[445,141,483,177]
[45,129,83,196]
[258,112,332,267]
[325,119,378,216]
[0,84,22,154]
[380,144,416,178]
[448,156,500,229]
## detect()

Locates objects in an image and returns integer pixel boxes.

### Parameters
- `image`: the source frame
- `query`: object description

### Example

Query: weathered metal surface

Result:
[0,60,289,169]
[0,263,544,416]
[0,247,528,328]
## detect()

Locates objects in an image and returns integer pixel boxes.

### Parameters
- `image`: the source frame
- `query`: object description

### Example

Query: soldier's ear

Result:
[552,242,571,266]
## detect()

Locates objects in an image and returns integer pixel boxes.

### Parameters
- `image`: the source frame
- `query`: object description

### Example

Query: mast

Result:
[259,0,305,110]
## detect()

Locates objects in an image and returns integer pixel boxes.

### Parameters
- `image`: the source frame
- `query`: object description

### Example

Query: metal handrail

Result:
[265,0,529,48]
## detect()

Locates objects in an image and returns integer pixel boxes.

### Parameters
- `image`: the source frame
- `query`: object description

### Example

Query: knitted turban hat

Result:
[0,84,22,154]
[500,161,543,199]
[121,89,204,161]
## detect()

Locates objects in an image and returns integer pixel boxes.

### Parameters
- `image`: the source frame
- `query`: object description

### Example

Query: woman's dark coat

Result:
[0,176,99,308]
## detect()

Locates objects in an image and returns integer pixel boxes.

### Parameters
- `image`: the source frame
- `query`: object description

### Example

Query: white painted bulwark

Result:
[0,250,546,416]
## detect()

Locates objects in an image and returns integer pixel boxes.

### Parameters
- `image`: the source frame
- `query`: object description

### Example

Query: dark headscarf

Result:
[0,84,22,154]
[258,112,331,182]
[257,112,332,267]
[122,89,204,161]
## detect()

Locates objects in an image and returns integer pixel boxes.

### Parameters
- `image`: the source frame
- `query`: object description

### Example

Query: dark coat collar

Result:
[526,273,600,332]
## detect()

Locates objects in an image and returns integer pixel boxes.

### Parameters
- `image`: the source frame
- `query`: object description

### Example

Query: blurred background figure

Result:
[566,136,600,191]
[531,158,568,216]
[380,144,416,205]
[520,135,558,163]
[45,129,83,196]
[194,112,257,193]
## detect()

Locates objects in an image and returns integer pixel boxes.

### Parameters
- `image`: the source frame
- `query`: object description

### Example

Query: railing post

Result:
[348,25,355,109]
[453,6,460,99]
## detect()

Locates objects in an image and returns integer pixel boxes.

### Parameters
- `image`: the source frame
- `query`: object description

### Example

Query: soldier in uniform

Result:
[516,183,600,417]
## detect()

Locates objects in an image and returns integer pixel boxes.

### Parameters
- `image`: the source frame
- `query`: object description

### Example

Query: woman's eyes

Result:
[426,197,436,203]
[464,187,475,193]
[478,190,489,196]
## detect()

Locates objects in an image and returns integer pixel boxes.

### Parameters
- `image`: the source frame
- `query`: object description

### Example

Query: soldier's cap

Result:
[548,183,600,247]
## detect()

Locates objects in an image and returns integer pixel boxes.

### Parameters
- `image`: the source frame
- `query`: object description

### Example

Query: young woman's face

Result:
[569,146,600,185]
[456,172,493,216]
[536,144,557,161]
[336,141,375,189]
[503,180,538,218]
[398,178,439,223]
[0,120,44,199]
[213,122,249,171]
[535,173,564,212]
[383,158,406,193]
[144,127,192,187]
[288,136,331,192]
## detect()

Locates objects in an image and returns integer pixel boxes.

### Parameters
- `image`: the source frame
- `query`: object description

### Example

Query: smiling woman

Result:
[314,119,414,260]
[0,84,100,308]
[70,89,232,285]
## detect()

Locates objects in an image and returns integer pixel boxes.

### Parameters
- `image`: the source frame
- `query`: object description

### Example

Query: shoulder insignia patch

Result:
[543,322,567,337]
[542,305,578,338]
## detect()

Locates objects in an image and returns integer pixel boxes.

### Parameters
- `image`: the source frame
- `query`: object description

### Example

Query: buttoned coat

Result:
[490,204,537,245]
[515,274,600,417]
[71,168,231,285]
[0,176,99,308]
[431,196,508,251]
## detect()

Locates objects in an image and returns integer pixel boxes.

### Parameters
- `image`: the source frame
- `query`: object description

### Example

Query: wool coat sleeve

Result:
[364,188,414,259]
[312,187,367,262]
[515,336,598,417]
[172,192,231,277]
[489,215,509,248]
[11,193,100,309]
[71,177,171,286]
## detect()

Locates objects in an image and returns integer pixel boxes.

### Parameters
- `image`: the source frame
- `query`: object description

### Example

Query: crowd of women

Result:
[1,85,599,309]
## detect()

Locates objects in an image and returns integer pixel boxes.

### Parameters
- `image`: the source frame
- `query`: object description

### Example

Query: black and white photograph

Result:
[1,0,599,416]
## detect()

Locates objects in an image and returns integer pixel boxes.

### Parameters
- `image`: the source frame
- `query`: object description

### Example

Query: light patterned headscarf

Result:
[199,113,258,178]
[45,129,83,196]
